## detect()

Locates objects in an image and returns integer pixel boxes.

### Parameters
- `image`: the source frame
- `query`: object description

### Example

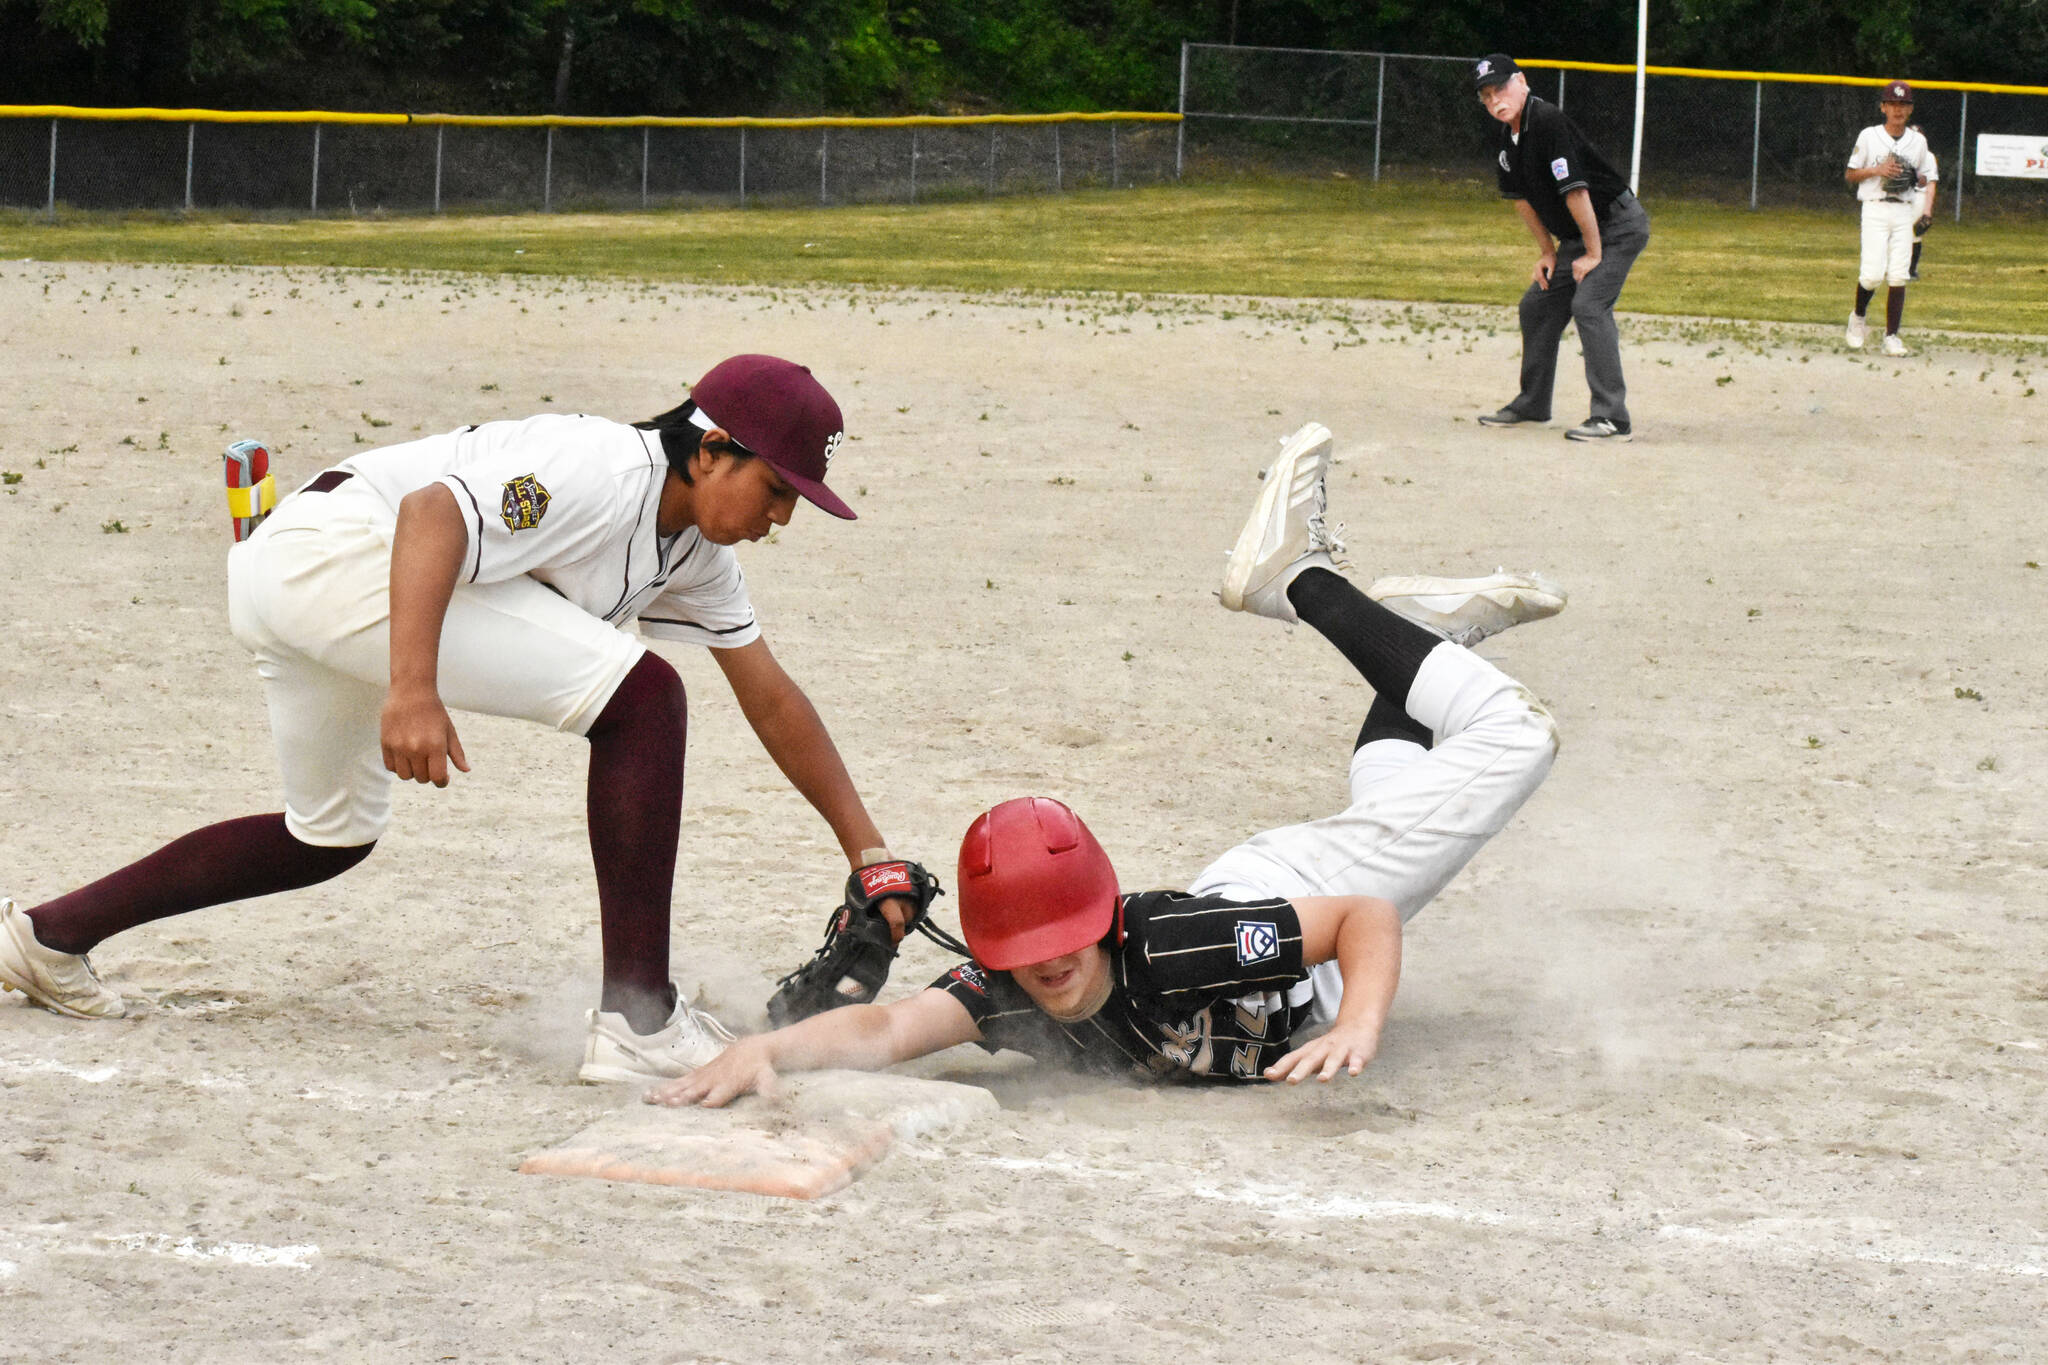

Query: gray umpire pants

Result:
[1507,193,1650,427]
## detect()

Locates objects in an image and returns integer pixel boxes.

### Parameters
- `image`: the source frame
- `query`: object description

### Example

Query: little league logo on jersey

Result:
[499,473,551,532]
[857,861,912,899]
[1499,151,1511,173]
[1551,156,1571,181]
[1234,920,1280,966]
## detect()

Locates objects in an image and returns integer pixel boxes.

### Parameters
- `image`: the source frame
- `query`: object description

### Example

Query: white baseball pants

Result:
[1188,642,1558,1024]
[226,480,644,847]
[1859,199,1918,289]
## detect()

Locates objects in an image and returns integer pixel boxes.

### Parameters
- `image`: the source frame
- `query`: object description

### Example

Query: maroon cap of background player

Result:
[1882,79,1915,102]
[690,354,854,520]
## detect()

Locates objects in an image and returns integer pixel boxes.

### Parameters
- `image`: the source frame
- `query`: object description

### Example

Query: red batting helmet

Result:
[956,797,1119,970]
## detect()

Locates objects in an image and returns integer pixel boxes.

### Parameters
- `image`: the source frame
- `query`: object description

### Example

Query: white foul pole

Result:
[1629,0,1647,192]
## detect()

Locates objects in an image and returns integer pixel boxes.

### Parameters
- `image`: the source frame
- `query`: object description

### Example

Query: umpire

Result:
[1473,54,1650,443]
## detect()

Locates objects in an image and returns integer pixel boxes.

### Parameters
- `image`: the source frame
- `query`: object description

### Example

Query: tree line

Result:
[1,0,2035,115]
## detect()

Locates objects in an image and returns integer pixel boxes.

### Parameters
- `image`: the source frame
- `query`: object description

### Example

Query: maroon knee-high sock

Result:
[27,815,373,955]
[584,652,687,1034]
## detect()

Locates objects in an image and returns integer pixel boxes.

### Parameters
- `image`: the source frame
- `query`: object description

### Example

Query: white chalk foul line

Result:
[1657,1222,2048,1279]
[974,1154,2048,1281]
[3,1226,318,1272]
[97,1234,319,1271]
[0,1057,120,1084]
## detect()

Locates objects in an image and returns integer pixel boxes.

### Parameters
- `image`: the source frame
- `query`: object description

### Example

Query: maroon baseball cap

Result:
[1881,79,1915,102]
[689,354,854,520]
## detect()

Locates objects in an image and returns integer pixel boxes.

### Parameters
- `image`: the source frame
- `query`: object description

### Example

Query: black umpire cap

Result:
[1474,54,1521,90]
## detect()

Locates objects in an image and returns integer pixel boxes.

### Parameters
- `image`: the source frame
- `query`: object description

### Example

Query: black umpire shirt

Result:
[931,890,1314,1084]
[1493,95,1632,241]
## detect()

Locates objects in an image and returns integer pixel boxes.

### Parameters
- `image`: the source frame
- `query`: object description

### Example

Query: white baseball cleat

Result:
[578,993,737,1084]
[1881,333,1910,357]
[0,898,126,1019]
[1220,422,1346,625]
[1365,571,1568,647]
[1845,313,1868,350]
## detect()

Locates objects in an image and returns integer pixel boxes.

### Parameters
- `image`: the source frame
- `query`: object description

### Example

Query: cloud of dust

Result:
[1468,778,1794,1079]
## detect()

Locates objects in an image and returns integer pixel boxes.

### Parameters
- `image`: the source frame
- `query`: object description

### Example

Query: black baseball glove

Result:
[1914,214,1934,236]
[765,860,968,1027]
[1881,155,1921,197]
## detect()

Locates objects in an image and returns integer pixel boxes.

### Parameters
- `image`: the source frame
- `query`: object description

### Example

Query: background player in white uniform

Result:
[649,423,1565,1104]
[1909,132,1939,281]
[1845,80,1934,357]
[1,354,924,1084]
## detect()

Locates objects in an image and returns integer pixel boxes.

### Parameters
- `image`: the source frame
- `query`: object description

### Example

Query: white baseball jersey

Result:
[1848,124,1933,202]
[337,414,758,649]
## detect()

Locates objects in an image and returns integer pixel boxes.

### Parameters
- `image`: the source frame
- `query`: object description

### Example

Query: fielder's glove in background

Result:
[1914,214,1934,236]
[766,861,966,1027]
[1882,156,1921,197]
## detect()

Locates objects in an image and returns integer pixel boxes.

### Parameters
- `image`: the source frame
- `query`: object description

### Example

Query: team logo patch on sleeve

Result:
[948,963,989,995]
[499,473,551,532]
[1235,920,1280,966]
[1551,156,1570,181]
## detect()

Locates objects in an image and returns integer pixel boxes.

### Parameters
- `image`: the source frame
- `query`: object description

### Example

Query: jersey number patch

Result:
[1235,920,1280,966]
[500,473,551,532]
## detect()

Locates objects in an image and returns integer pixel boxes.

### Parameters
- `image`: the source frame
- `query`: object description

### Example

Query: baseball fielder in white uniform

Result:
[1,355,924,1084]
[649,423,1567,1106]
[1844,79,1935,357]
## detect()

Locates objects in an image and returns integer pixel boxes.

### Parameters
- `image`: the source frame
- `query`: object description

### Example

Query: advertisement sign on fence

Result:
[1975,133,2048,178]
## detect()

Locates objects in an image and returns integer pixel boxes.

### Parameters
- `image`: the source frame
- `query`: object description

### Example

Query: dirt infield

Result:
[2,262,2044,1362]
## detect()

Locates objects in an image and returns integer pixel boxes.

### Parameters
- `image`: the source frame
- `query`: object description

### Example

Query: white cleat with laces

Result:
[578,991,738,1084]
[1220,422,1347,625]
[0,898,126,1019]
[1365,571,1568,647]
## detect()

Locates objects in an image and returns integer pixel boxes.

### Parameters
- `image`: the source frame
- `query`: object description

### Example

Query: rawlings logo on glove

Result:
[765,860,965,1027]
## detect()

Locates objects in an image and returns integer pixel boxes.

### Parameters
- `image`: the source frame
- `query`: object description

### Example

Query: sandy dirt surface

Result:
[2,261,2045,1363]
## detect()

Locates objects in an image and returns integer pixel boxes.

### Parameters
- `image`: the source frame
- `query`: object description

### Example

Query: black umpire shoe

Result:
[1477,406,1547,427]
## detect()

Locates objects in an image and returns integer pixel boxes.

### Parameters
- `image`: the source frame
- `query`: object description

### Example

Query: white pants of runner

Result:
[1859,198,1918,290]
[1187,642,1558,1031]
[225,479,645,847]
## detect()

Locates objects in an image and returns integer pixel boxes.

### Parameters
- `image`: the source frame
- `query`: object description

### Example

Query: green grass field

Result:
[4,178,2045,338]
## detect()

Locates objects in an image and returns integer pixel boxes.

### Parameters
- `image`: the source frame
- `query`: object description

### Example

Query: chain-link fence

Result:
[0,110,1179,216]
[1176,43,2048,219]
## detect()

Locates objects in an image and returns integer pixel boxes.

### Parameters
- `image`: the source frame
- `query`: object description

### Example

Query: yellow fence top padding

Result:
[0,105,1178,127]
[1519,60,2048,98]
[0,105,407,124]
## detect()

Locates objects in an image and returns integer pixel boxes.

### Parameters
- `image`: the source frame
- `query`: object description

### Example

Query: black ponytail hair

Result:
[634,399,749,484]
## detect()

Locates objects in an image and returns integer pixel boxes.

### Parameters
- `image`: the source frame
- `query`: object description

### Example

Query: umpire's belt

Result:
[1601,189,1639,220]
[302,469,355,494]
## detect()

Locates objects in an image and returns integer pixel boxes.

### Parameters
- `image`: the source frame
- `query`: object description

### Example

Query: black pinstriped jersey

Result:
[931,891,1312,1084]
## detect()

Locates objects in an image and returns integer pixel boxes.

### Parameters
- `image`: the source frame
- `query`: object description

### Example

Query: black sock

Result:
[1285,567,1440,706]
[1356,691,1432,751]
[1886,285,1906,335]
[1854,285,1875,316]
[1910,242,1923,273]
